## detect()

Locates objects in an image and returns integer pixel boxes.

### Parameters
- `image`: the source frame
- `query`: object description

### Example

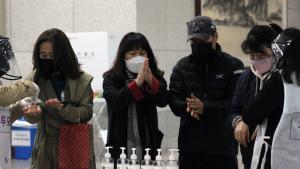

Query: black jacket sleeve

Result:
[148,75,170,107]
[229,73,246,124]
[202,57,245,118]
[169,60,187,117]
[102,74,135,112]
[243,73,284,125]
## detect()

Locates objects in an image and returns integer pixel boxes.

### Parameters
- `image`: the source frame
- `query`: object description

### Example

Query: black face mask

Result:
[40,59,55,76]
[191,42,215,60]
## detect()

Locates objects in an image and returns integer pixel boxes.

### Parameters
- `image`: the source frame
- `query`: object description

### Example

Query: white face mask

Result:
[250,57,272,77]
[125,56,145,73]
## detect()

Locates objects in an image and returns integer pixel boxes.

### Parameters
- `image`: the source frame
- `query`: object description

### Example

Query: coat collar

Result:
[26,70,93,102]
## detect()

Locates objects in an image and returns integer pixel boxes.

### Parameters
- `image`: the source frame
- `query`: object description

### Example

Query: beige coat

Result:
[0,80,37,122]
[11,71,95,169]
[0,80,36,106]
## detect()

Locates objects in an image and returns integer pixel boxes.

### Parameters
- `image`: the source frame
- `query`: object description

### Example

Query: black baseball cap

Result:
[187,16,217,41]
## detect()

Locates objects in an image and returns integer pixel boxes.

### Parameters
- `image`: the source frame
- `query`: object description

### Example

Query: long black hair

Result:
[241,25,280,54]
[276,28,300,84]
[104,32,163,78]
[32,28,81,79]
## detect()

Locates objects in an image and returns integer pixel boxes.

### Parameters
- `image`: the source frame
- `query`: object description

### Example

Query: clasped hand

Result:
[186,94,204,120]
[135,58,153,87]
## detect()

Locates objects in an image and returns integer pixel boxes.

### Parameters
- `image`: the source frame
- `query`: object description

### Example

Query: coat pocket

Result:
[290,112,300,140]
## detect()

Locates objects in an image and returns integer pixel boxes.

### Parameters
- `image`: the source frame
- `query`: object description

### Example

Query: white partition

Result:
[67,32,125,92]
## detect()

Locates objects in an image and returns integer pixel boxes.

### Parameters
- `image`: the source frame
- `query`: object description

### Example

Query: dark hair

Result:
[104,32,163,78]
[32,28,81,79]
[269,23,283,34]
[276,28,300,84]
[241,25,279,55]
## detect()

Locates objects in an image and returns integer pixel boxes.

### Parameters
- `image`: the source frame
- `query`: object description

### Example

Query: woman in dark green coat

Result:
[10,28,95,169]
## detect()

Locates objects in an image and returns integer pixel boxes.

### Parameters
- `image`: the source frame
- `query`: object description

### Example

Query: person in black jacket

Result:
[103,32,169,161]
[230,25,281,169]
[243,71,283,169]
[169,16,244,169]
[240,26,285,168]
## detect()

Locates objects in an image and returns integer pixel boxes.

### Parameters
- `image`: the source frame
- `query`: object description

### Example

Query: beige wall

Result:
[287,0,300,28]
[137,0,193,84]
[0,0,5,36]
[136,0,194,152]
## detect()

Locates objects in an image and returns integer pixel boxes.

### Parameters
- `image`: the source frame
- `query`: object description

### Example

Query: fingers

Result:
[241,130,247,146]
[46,98,60,106]
[23,106,29,112]
[234,121,250,146]
[23,105,41,116]
[235,130,245,146]
[191,110,200,120]
[45,98,54,105]
[142,58,148,71]
[186,105,191,113]
[144,57,149,66]
[187,100,203,111]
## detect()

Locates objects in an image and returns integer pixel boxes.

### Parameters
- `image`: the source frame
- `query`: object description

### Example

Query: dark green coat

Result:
[16,71,95,169]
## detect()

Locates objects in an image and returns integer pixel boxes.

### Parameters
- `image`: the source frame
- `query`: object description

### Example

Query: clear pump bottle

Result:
[128,148,140,169]
[153,149,165,169]
[117,147,129,169]
[165,149,178,169]
[141,148,153,169]
[101,146,114,169]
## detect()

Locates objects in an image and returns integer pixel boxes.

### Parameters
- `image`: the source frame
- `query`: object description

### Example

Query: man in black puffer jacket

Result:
[169,16,244,169]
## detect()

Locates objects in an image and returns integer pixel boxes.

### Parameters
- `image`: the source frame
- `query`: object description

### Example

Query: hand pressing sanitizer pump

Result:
[141,148,153,169]
[128,148,140,169]
[102,146,114,169]
[117,147,129,169]
[153,149,165,169]
[166,149,178,169]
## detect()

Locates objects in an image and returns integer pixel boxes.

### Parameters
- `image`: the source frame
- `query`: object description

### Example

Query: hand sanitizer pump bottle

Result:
[128,148,140,169]
[153,149,165,169]
[101,146,114,169]
[117,147,129,169]
[141,148,153,169]
[166,149,178,169]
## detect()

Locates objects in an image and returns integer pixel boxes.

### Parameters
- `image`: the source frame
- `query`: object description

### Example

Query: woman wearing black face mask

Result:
[10,28,95,169]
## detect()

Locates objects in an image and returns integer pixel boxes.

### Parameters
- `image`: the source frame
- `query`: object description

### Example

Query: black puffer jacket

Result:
[169,44,244,156]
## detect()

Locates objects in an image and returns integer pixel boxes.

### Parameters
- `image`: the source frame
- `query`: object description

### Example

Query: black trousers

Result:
[179,153,238,169]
